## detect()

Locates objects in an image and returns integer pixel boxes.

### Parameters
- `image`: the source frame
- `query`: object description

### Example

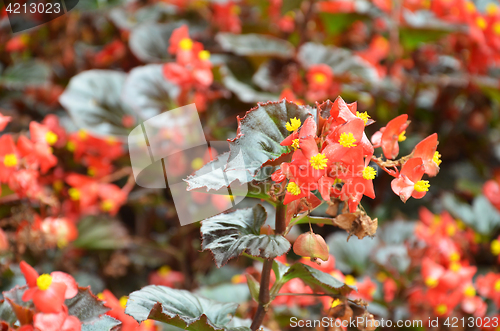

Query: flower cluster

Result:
[272,97,441,215]
[163,25,215,112]
[408,208,492,319]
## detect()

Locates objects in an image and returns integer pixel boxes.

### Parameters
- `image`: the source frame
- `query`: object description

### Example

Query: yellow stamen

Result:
[36,274,53,291]
[331,298,341,308]
[344,275,356,286]
[287,182,301,196]
[362,166,376,180]
[446,224,456,237]
[191,157,204,170]
[338,132,357,148]
[97,292,105,300]
[68,188,81,201]
[425,277,438,288]
[494,22,500,35]
[492,240,500,256]
[398,130,406,142]
[464,285,476,297]
[198,50,210,61]
[414,180,430,192]
[286,117,301,132]
[101,200,114,212]
[433,151,442,166]
[88,167,96,177]
[45,131,58,146]
[106,136,117,145]
[477,17,487,30]
[495,279,500,292]
[3,154,17,167]
[466,1,476,12]
[450,262,461,272]
[356,111,370,125]
[78,129,87,140]
[158,266,171,277]
[119,296,128,308]
[66,141,76,152]
[231,274,245,284]
[291,139,300,150]
[435,304,447,315]
[312,73,327,84]
[309,153,328,170]
[486,3,498,15]
[179,38,193,51]
[450,252,460,262]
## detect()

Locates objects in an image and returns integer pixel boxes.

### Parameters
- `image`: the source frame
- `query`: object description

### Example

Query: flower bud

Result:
[293,232,329,261]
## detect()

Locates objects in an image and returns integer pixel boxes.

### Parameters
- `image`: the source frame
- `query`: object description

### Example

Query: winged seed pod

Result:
[293,232,329,262]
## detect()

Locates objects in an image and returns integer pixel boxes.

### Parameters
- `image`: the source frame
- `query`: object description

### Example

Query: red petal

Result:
[299,117,317,138]
[51,272,78,299]
[33,282,67,314]
[298,136,318,159]
[34,311,66,331]
[22,287,38,302]
[380,114,408,159]
[20,261,39,288]
[400,157,425,182]
[62,315,82,331]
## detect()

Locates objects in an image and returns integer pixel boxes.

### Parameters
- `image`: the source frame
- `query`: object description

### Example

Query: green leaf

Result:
[224,100,315,176]
[82,315,121,331]
[216,33,295,58]
[0,300,17,324]
[59,70,136,139]
[125,285,242,331]
[196,283,250,304]
[326,232,379,274]
[185,100,313,192]
[2,286,33,325]
[245,274,260,303]
[443,194,500,236]
[297,42,379,83]
[73,217,130,250]
[220,66,279,103]
[122,64,180,119]
[270,262,354,299]
[0,61,51,89]
[320,12,368,34]
[66,287,110,322]
[129,22,185,63]
[201,205,290,267]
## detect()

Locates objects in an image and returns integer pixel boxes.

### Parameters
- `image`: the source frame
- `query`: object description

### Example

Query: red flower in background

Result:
[100,290,156,331]
[0,134,19,183]
[149,266,185,288]
[0,113,11,131]
[33,306,81,331]
[20,261,78,314]
[305,64,337,101]
[212,1,241,33]
[484,179,500,211]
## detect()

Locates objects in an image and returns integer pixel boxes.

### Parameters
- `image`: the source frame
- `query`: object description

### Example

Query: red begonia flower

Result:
[391,157,429,202]
[20,261,78,314]
[412,133,441,177]
[371,114,409,159]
